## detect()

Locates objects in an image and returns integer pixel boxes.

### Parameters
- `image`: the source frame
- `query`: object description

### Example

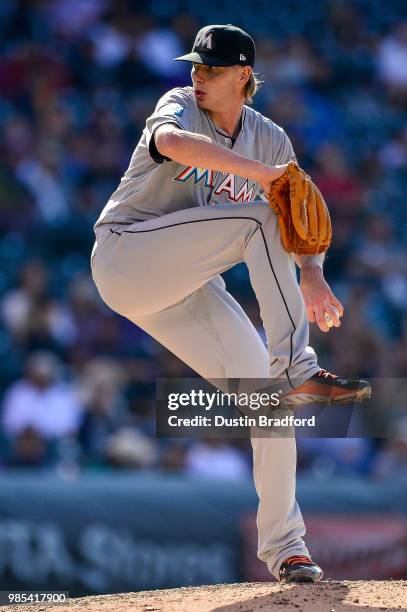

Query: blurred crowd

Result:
[0,0,406,480]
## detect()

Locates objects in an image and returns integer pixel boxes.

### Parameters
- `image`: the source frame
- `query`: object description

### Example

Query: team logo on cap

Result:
[195,31,213,50]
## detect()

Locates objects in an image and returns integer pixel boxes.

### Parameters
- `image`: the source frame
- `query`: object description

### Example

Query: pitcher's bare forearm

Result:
[154,124,286,191]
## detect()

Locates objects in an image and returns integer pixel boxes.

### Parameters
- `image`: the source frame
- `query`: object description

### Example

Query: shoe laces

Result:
[316,368,339,381]
[283,555,314,566]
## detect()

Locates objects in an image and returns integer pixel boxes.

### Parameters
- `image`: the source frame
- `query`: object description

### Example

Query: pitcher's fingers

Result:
[331,298,344,317]
[306,303,316,323]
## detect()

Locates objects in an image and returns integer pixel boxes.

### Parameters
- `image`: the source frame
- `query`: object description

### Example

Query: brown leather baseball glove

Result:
[266,161,332,255]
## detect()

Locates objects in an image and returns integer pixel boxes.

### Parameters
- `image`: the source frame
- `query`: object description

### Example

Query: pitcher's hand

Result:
[300,264,343,332]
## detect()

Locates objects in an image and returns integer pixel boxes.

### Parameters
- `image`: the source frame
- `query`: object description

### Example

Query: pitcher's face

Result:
[191,63,250,111]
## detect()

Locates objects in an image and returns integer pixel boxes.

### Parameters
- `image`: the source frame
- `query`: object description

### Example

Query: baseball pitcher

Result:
[91,25,371,582]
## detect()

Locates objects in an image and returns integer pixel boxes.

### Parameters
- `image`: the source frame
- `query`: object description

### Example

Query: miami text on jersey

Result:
[174,166,255,202]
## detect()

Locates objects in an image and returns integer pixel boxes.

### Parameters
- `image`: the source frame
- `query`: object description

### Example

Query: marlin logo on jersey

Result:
[174,167,255,202]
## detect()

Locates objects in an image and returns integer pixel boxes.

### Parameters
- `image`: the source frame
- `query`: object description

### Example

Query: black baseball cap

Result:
[174,24,255,68]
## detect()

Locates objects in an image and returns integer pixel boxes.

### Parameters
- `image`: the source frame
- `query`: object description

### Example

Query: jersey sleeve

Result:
[145,89,198,164]
[271,127,297,165]
[256,123,298,202]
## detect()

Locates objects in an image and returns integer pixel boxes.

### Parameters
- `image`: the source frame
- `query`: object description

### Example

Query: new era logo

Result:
[240,53,246,61]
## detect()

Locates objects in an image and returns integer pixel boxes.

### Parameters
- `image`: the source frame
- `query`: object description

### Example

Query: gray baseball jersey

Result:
[94,86,296,229]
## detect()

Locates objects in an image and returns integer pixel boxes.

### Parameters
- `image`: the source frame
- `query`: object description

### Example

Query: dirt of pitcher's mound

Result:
[2,580,407,612]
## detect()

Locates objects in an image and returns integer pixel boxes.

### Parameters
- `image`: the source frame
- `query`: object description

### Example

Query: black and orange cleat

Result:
[279,555,323,583]
[280,368,371,407]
